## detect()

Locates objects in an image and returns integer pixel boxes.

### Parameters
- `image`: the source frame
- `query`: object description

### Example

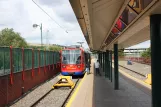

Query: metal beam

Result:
[119,18,127,26]
[114,26,121,32]
[127,5,139,15]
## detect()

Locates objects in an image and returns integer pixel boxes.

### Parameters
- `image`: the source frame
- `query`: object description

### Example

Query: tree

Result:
[0,28,28,48]
[118,50,124,57]
[141,48,151,58]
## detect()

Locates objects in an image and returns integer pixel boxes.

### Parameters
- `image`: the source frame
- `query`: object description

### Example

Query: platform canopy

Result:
[69,0,161,51]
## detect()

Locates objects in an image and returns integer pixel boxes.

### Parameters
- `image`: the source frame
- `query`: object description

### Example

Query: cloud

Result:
[0,0,88,49]
[0,0,33,35]
[38,0,77,23]
[38,0,67,7]
[127,40,150,49]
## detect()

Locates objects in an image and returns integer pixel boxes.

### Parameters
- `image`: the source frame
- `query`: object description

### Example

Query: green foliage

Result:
[118,50,124,57]
[48,46,62,52]
[0,28,28,48]
[28,45,62,52]
[29,45,45,50]
[141,48,151,58]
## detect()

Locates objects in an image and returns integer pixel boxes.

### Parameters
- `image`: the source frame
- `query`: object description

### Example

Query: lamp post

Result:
[33,23,43,48]
[77,42,84,47]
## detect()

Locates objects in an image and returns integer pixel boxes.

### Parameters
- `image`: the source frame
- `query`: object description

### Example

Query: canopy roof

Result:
[69,0,161,51]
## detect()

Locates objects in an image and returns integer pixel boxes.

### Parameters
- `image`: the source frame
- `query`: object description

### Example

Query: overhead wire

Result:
[32,0,68,33]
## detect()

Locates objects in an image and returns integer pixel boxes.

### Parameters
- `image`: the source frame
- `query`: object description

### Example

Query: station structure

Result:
[69,0,161,107]
[1,0,161,107]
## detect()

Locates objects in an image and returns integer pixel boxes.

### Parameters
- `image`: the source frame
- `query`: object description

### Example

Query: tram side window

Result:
[76,56,81,64]
[62,56,67,64]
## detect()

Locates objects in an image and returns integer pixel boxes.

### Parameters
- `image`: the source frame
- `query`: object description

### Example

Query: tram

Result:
[60,46,90,76]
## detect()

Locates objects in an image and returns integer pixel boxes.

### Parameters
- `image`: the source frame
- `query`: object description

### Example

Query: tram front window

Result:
[62,50,81,64]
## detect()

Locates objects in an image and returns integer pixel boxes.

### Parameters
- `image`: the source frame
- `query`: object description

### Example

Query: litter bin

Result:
[127,60,132,65]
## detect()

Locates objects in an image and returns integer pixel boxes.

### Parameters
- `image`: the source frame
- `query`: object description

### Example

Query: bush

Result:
[141,48,151,58]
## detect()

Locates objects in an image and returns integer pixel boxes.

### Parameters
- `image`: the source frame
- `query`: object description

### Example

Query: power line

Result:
[32,0,68,33]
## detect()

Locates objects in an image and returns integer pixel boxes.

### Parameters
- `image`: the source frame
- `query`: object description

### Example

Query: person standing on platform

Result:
[95,60,101,76]
[86,63,90,75]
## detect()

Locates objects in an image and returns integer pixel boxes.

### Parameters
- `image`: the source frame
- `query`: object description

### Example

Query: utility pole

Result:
[77,42,84,47]
[33,23,43,48]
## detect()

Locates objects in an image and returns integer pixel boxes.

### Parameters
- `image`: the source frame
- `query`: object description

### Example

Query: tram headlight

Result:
[62,65,66,68]
[77,65,80,68]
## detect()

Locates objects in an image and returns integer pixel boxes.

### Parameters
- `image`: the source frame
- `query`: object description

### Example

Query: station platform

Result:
[66,61,151,107]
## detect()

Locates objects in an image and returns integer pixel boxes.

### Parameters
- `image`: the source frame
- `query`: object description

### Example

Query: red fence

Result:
[0,47,61,107]
[125,57,151,65]
[112,56,151,65]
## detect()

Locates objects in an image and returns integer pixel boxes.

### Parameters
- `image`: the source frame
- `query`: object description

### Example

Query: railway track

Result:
[60,79,79,107]
[118,64,147,81]
[31,79,80,107]
[119,65,146,77]
[112,61,146,78]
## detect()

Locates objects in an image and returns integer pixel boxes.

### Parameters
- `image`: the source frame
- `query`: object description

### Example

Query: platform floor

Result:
[67,60,151,107]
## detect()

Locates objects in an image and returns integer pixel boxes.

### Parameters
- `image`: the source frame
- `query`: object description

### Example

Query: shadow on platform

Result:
[92,67,151,107]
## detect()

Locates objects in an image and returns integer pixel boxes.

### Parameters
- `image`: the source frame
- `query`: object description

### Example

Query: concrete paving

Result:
[119,60,151,75]
[68,60,151,107]
[94,74,151,107]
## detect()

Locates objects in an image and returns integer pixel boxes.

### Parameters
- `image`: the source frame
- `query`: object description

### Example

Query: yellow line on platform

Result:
[118,67,151,89]
[112,65,151,89]
[66,73,87,107]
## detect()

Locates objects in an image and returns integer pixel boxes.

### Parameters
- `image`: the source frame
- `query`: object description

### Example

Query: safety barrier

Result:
[113,56,151,65]
[0,46,61,107]
[144,74,151,85]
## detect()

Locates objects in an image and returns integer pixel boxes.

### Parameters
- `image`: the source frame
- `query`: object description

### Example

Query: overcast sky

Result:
[0,0,150,49]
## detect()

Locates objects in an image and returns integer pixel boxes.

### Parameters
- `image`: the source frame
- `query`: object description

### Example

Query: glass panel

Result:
[62,50,81,64]
[128,0,153,13]
[46,51,49,65]
[142,0,153,9]
[129,0,142,13]
[13,48,22,73]
[110,33,116,39]
[105,33,114,45]
[50,51,53,64]
[115,18,127,31]
[54,52,58,64]
[34,50,39,68]
[45,51,47,65]
[0,47,10,76]
[40,50,44,67]
[24,49,32,70]
[121,7,137,24]
[107,0,154,46]
[55,52,57,63]
[48,52,50,65]
[112,27,120,37]
[56,52,59,63]
[53,52,56,64]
